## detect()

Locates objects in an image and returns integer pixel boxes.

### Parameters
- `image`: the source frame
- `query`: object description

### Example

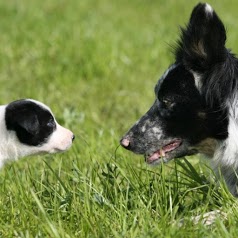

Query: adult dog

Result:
[0,99,74,167]
[120,3,238,196]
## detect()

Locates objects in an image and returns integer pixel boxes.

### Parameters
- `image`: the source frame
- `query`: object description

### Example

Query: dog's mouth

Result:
[145,139,182,165]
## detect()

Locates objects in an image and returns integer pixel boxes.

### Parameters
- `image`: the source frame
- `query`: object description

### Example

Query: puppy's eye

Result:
[47,122,53,127]
[46,119,55,128]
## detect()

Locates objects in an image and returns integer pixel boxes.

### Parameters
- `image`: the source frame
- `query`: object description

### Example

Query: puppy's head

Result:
[120,3,229,165]
[5,99,75,158]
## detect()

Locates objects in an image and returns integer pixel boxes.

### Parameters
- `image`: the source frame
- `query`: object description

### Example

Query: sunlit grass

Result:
[0,0,238,237]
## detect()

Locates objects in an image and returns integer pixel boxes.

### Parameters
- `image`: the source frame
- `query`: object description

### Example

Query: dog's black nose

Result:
[120,137,130,148]
[72,135,75,141]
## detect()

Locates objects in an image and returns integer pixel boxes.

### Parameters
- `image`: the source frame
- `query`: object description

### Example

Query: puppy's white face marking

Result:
[40,123,74,153]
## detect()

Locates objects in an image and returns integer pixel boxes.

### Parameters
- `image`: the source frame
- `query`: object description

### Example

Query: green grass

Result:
[0,0,238,237]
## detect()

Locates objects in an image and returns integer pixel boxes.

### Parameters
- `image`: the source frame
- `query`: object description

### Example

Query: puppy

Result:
[0,99,74,167]
[120,3,238,196]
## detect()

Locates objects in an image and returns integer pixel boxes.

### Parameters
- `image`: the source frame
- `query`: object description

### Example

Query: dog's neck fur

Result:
[210,94,238,195]
[190,51,238,195]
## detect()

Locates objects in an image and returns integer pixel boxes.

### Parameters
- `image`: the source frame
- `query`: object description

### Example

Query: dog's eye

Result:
[46,118,55,128]
[47,122,53,127]
[162,99,174,108]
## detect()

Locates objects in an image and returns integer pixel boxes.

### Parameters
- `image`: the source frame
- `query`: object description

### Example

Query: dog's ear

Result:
[176,3,227,72]
[6,110,40,135]
[15,112,40,135]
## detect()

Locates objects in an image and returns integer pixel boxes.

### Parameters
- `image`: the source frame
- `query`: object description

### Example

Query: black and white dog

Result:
[120,3,238,196]
[0,99,74,167]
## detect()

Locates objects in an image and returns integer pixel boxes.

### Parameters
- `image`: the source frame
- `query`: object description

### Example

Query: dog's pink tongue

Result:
[163,142,178,152]
[147,149,165,163]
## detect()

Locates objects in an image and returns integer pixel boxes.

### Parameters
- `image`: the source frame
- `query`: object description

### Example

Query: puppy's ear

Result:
[176,3,227,72]
[6,110,40,135]
[16,113,40,135]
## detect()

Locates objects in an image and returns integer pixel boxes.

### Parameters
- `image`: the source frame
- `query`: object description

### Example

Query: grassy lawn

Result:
[0,0,238,237]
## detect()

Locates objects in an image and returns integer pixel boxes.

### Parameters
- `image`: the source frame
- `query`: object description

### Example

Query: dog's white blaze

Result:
[205,3,213,14]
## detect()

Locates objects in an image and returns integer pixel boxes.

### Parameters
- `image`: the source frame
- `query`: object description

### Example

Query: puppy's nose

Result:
[120,137,130,148]
[72,134,75,141]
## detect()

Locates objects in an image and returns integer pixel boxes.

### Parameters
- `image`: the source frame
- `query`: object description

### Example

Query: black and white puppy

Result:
[0,99,74,167]
[120,3,238,196]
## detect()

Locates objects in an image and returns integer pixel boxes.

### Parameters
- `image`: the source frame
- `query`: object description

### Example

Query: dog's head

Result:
[120,3,231,165]
[3,99,75,161]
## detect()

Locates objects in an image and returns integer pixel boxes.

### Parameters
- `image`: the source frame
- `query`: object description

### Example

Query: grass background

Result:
[0,0,238,237]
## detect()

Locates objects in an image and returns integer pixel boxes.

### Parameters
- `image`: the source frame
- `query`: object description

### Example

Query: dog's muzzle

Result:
[120,136,132,150]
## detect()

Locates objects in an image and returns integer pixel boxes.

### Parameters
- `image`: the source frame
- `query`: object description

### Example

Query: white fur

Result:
[27,99,52,113]
[191,70,202,91]
[207,96,238,195]
[0,100,74,167]
[205,3,213,15]
[40,123,74,153]
[152,127,161,134]
[213,97,238,167]
[141,125,146,133]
